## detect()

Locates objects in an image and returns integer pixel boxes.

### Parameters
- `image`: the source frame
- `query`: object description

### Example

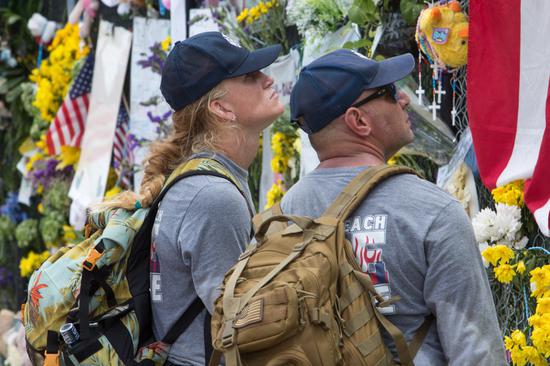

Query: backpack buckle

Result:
[221,320,236,348]
[43,351,59,366]
[82,248,103,271]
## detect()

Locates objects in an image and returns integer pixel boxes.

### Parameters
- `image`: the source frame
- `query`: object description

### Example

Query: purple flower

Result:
[0,266,14,288]
[137,43,167,75]
[30,157,73,190]
[0,193,28,223]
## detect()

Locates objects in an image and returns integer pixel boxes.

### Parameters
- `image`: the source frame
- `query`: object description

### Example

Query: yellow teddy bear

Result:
[416,1,469,69]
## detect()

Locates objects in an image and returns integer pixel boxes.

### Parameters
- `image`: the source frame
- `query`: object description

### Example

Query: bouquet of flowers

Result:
[286,0,345,38]
[225,0,291,54]
[471,180,550,365]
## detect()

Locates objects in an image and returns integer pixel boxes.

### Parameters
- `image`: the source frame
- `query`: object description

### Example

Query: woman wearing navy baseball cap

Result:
[100,32,283,365]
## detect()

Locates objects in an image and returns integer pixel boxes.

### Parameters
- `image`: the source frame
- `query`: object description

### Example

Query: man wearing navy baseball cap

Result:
[281,50,506,365]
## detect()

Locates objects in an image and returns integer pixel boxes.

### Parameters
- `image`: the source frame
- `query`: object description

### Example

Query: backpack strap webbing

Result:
[322,165,416,220]
[252,202,285,235]
[321,165,435,365]
[161,296,204,344]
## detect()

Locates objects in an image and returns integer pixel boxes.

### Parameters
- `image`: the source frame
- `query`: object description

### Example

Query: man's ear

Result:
[209,98,236,122]
[343,107,372,137]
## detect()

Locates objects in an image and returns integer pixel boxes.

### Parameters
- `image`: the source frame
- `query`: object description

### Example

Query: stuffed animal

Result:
[416,1,469,69]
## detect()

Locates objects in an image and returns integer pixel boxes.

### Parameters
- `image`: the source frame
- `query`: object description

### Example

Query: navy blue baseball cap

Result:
[290,49,415,134]
[161,32,281,111]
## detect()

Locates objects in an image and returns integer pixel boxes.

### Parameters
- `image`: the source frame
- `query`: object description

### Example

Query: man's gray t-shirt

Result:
[150,152,254,365]
[280,166,506,366]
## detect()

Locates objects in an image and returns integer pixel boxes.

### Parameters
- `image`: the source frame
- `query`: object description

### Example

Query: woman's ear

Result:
[209,98,236,122]
[343,108,372,137]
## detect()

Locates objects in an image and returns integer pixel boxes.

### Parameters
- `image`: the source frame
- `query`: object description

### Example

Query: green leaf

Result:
[6,84,24,103]
[7,14,21,25]
[348,0,378,26]
[400,0,424,25]
[343,38,373,50]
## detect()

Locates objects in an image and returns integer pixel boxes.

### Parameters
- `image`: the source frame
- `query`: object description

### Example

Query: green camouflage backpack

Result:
[210,165,433,366]
[23,158,244,366]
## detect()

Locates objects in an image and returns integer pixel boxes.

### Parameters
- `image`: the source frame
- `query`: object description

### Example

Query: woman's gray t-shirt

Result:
[150,152,254,365]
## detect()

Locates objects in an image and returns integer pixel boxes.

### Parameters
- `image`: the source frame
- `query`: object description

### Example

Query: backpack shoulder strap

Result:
[252,202,285,235]
[164,157,243,196]
[321,165,416,220]
[161,296,204,344]
[163,157,254,218]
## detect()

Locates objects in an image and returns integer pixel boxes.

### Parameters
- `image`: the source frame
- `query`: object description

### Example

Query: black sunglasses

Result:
[351,83,398,109]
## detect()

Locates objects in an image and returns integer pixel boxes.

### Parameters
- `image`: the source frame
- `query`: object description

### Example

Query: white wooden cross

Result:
[428,99,440,120]
[435,81,447,103]
[415,86,425,105]
[430,63,439,80]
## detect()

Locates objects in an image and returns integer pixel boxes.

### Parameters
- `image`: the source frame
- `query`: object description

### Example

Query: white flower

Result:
[513,236,529,250]
[494,203,522,243]
[472,208,497,243]
[478,242,490,268]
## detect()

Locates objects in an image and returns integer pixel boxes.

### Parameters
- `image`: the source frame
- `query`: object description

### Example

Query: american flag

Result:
[46,55,94,155]
[468,0,550,236]
[113,102,132,188]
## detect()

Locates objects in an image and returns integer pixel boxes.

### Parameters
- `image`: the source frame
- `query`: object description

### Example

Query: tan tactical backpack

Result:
[210,165,432,366]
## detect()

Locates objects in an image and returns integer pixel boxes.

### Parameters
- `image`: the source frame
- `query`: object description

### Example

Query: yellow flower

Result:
[530,265,550,299]
[494,264,515,283]
[271,132,286,155]
[521,346,547,366]
[31,23,88,122]
[161,36,171,52]
[265,180,284,209]
[536,297,550,315]
[25,152,45,173]
[36,184,44,195]
[387,154,400,166]
[509,346,528,366]
[248,7,260,23]
[481,244,515,267]
[271,155,289,174]
[37,203,44,214]
[259,2,268,14]
[56,146,81,170]
[63,225,77,243]
[511,330,527,347]
[516,260,526,274]
[35,134,49,154]
[531,324,550,357]
[492,180,524,207]
[104,186,122,199]
[20,250,50,278]
[237,8,249,23]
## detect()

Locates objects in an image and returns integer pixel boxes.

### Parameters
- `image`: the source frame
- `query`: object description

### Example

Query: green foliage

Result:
[391,153,439,183]
[343,38,373,50]
[348,0,379,26]
[0,1,43,201]
[42,179,71,213]
[399,0,424,25]
[39,213,64,244]
[0,215,16,265]
[15,218,40,249]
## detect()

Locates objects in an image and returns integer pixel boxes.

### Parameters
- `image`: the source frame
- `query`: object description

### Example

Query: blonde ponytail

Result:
[93,85,227,211]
